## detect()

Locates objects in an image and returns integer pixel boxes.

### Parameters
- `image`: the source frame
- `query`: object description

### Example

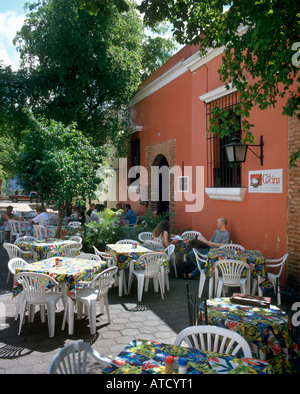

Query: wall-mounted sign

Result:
[248,169,283,193]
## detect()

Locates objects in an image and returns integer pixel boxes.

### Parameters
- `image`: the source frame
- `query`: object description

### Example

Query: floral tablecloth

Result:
[45,225,83,238]
[102,339,273,374]
[106,243,167,271]
[15,238,77,261]
[13,257,108,300]
[198,297,300,374]
[4,220,32,233]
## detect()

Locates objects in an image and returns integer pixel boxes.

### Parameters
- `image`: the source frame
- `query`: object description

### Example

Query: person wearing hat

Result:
[0,206,20,241]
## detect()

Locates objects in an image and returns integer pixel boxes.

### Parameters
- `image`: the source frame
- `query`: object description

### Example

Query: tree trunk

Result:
[55,200,67,238]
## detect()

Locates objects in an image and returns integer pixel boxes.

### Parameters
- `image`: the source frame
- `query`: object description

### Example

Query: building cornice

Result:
[129,46,225,107]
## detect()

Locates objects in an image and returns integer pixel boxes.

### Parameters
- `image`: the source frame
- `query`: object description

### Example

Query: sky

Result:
[0,0,35,69]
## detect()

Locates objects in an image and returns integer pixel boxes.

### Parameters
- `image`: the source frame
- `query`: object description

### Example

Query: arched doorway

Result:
[151,154,170,216]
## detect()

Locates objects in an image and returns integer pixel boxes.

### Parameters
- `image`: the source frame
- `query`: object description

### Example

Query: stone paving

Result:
[0,244,201,374]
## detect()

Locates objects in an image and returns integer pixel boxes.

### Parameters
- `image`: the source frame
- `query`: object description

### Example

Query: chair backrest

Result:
[47,341,111,374]
[9,220,21,234]
[8,257,29,275]
[173,325,252,358]
[14,272,59,304]
[94,266,118,298]
[136,253,166,276]
[69,236,83,243]
[57,242,82,257]
[265,253,288,277]
[215,259,249,286]
[193,248,208,272]
[144,239,164,247]
[77,253,101,261]
[164,244,175,261]
[3,243,22,259]
[181,231,202,240]
[33,225,47,240]
[138,232,153,243]
[16,236,37,243]
[219,243,245,251]
[68,221,81,227]
[116,239,140,244]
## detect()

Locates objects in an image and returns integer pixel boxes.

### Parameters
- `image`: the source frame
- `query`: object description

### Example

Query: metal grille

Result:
[206,92,243,188]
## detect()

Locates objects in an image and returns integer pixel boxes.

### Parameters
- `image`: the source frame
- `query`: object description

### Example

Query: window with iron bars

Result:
[206,92,243,188]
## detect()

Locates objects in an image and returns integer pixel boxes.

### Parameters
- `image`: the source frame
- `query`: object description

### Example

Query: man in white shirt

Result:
[29,206,50,226]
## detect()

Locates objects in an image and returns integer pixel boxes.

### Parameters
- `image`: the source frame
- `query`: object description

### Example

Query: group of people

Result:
[151,217,230,280]
[0,205,50,241]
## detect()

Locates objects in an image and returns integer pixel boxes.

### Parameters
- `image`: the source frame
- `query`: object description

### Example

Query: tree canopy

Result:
[17,112,106,235]
[0,0,176,181]
[139,0,300,165]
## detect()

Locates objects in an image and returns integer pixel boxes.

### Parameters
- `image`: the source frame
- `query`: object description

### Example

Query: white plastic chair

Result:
[15,236,37,243]
[164,244,176,288]
[33,225,47,240]
[3,243,32,283]
[219,243,245,251]
[47,341,111,374]
[14,272,62,338]
[69,236,83,243]
[92,246,116,267]
[26,211,37,218]
[193,248,214,298]
[116,239,140,245]
[143,239,164,247]
[128,253,165,302]
[68,221,82,227]
[64,267,118,335]
[77,253,101,261]
[214,259,250,297]
[181,231,202,240]
[138,232,153,243]
[173,325,252,358]
[8,257,30,320]
[252,253,288,305]
[52,242,82,257]
[9,220,25,241]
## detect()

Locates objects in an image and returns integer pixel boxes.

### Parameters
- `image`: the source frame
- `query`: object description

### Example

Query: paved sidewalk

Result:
[0,244,201,374]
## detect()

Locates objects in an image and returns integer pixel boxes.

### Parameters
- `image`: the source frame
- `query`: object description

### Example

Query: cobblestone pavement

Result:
[0,244,201,374]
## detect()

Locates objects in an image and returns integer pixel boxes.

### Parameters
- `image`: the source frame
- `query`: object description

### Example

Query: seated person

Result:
[86,203,95,217]
[71,206,83,222]
[185,218,230,279]
[152,219,180,248]
[123,204,137,225]
[0,205,20,241]
[29,206,50,227]
[90,204,105,223]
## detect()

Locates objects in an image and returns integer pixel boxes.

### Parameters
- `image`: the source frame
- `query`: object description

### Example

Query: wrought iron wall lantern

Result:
[224,136,264,166]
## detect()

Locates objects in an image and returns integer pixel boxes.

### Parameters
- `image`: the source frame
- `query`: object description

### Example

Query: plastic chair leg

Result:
[137,277,145,302]
[47,301,58,338]
[198,272,206,298]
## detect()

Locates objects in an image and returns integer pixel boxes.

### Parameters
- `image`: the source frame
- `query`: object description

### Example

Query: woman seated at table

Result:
[152,219,180,247]
[185,217,230,279]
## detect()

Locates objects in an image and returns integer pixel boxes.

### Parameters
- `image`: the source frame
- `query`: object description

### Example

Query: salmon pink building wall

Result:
[129,44,289,268]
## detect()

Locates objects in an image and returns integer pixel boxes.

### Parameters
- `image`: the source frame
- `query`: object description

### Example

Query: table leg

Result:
[61,284,74,335]
[258,275,263,297]
[118,270,128,297]
[208,277,214,298]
